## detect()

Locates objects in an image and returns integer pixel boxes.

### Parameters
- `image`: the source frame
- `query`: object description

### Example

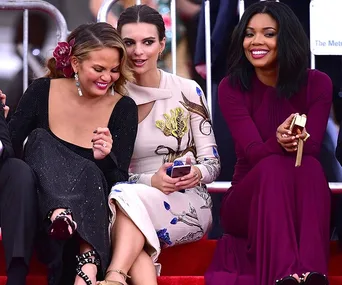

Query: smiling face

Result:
[73,47,121,97]
[120,22,165,77]
[243,13,278,71]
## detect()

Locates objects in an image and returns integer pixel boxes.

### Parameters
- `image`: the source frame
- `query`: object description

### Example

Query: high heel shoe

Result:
[75,250,100,285]
[276,275,301,285]
[302,272,328,285]
[97,269,131,285]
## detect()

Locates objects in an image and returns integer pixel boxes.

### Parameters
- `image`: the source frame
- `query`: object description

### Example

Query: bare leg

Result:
[128,250,157,285]
[105,206,145,284]
[74,242,98,285]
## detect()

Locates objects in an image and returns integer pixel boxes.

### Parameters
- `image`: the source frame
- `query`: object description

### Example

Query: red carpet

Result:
[1,237,342,284]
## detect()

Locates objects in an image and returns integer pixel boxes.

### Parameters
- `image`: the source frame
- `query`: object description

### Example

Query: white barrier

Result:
[207,181,342,194]
[310,0,342,69]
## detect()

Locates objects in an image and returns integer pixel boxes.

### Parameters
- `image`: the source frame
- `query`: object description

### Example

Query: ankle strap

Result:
[106,269,131,281]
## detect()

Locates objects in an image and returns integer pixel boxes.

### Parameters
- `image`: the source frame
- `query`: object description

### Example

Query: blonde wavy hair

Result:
[46,22,134,95]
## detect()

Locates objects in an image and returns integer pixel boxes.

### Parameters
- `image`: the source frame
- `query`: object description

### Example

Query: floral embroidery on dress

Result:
[128,173,141,184]
[179,87,212,135]
[157,228,172,247]
[175,231,204,246]
[194,146,220,181]
[160,200,207,247]
[153,86,220,179]
[155,107,196,162]
[163,201,204,232]
[153,87,213,162]
[193,186,213,209]
[213,146,219,159]
[155,107,189,140]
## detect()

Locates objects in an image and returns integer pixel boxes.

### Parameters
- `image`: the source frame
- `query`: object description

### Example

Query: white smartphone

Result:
[171,164,191,178]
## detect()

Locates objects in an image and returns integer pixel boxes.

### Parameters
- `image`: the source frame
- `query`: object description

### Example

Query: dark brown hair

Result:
[117,5,165,41]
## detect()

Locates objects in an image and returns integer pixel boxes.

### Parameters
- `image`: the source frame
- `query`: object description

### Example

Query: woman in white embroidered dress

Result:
[98,5,220,285]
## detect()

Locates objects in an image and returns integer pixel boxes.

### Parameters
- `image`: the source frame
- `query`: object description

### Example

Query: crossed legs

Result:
[103,205,157,285]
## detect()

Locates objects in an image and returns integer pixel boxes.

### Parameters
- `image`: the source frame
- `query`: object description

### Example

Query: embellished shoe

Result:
[302,272,329,285]
[48,208,77,239]
[97,269,131,285]
[275,275,301,285]
[76,250,100,285]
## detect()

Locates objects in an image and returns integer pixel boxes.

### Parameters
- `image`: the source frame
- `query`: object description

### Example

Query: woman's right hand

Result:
[151,163,181,195]
[276,113,298,152]
[0,90,10,118]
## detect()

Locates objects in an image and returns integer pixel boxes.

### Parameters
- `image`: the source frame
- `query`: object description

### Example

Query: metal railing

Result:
[0,0,69,92]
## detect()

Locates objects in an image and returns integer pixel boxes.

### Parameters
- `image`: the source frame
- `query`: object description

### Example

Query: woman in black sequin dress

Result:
[8,22,138,285]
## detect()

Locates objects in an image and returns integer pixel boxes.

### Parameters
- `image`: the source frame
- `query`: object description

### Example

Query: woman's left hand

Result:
[92,127,113,160]
[175,157,202,190]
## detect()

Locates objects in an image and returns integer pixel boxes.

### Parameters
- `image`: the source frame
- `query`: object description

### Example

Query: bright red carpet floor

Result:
[1,238,342,284]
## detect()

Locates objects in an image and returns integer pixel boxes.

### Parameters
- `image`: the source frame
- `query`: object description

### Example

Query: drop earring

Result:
[158,52,162,60]
[74,72,83,96]
[111,84,115,96]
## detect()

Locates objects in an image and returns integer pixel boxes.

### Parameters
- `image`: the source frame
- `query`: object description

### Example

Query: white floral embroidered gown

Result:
[108,70,220,269]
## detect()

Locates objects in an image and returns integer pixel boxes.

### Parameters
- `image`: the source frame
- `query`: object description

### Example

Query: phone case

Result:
[171,165,191,178]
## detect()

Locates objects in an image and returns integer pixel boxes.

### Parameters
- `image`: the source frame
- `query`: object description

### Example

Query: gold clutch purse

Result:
[289,114,307,167]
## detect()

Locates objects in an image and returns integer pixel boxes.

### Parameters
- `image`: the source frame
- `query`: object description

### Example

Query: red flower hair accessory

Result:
[53,38,75,78]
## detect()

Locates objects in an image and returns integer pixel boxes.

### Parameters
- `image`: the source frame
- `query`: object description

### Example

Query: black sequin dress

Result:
[9,78,138,285]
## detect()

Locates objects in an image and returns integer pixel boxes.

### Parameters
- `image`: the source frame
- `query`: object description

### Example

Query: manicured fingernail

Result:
[93,130,97,133]
[91,139,93,142]
[292,136,295,140]
[293,142,297,146]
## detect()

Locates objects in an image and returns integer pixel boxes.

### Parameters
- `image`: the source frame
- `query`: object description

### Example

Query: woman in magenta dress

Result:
[205,2,331,285]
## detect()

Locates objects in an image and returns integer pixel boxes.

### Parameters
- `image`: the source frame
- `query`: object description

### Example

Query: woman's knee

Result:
[252,155,293,182]
[6,158,33,175]
[299,156,322,171]
[257,155,289,170]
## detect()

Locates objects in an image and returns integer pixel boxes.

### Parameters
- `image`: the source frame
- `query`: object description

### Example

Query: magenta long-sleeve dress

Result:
[205,69,332,285]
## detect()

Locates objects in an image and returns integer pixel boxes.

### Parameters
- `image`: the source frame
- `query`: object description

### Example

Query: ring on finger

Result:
[103,142,107,148]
